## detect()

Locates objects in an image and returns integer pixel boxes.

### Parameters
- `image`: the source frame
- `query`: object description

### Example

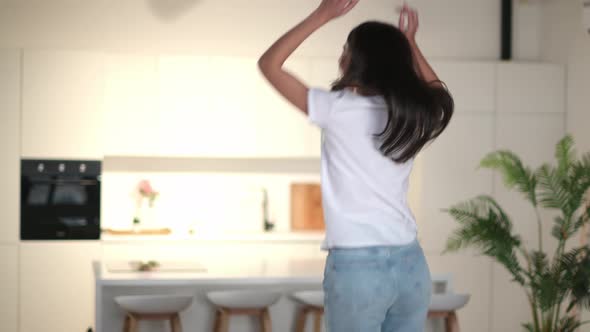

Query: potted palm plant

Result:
[445,135,590,332]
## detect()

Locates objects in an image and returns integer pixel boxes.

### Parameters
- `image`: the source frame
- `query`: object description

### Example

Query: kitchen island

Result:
[94,253,453,332]
[93,256,326,332]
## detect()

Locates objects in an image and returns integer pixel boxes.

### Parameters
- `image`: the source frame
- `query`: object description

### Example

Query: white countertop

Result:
[94,256,326,286]
[100,231,325,243]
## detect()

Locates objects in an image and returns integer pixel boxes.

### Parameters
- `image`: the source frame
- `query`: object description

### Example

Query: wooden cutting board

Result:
[290,183,325,231]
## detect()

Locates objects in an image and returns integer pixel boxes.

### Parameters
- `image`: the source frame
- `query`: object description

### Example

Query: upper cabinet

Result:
[497,63,565,114]
[18,53,566,160]
[0,50,20,244]
[253,58,313,157]
[307,58,340,157]
[102,54,162,156]
[22,51,106,159]
[156,56,315,158]
[430,61,495,113]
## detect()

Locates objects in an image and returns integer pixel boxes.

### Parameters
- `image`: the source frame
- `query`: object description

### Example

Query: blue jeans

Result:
[323,240,432,332]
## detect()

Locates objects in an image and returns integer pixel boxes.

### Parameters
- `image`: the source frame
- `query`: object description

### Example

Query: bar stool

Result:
[206,290,281,332]
[428,311,460,332]
[115,294,193,332]
[292,291,324,332]
[428,293,470,332]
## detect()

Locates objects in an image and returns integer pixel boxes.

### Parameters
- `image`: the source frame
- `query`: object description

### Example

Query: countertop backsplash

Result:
[100,170,321,234]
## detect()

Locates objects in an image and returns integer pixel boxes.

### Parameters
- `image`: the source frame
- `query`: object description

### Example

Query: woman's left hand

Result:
[315,0,360,21]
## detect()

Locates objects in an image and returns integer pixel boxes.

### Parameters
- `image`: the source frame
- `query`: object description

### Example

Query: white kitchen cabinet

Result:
[307,58,340,157]
[157,55,226,157]
[0,245,18,332]
[416,114,495,253]
[22,51,106,159]
[102,54,162,156]
[19,242,102,332]
[157,56,316,158]
[430,61,495,113]
[0,50,20,244]
[497,63,565,114]
[254,58,313,157]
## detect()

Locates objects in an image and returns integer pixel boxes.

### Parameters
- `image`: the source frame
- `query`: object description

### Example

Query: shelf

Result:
[100,231,325,243]
[103,156,321,174]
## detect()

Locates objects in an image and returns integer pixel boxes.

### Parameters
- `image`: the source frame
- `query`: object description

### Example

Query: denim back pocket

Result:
[327,251,386,272]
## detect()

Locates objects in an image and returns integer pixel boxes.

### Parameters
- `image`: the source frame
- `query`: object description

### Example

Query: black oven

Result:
[21,159,101,240]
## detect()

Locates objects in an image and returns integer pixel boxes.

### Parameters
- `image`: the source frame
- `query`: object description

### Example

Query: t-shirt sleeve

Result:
[308,88,339,128]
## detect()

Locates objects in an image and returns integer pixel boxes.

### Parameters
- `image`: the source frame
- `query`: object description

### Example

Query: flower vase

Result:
[138,199,157,230]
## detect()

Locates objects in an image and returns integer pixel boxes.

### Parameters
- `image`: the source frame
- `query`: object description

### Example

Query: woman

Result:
[259,1,454,331]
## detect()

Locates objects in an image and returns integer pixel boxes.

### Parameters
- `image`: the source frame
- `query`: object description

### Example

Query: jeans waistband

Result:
[328,239,420,257]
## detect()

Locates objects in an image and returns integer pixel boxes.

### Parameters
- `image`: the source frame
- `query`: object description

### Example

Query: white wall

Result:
[0,0,541,60]
[540,0,590,153]
[540,2,590,330]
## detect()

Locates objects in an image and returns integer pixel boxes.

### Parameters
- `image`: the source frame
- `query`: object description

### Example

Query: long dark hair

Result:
[332,21,454,163]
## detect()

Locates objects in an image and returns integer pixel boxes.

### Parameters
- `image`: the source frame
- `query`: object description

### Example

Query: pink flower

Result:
[138,180,159,207]
[138,180,156,196]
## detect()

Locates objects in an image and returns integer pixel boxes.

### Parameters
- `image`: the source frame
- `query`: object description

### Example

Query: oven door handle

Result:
[29,179,99,185]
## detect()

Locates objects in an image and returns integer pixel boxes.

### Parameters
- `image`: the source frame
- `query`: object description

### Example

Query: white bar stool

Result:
[206,290,281,332]
[292,291,324,332]
[115,294,194,332]
[428,293,470,332]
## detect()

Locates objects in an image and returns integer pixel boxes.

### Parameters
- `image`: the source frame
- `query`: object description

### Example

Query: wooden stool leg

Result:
[295,307,308,332]
[260,308,272,332]
[313,309,322,332]
[218,309,229,332]
[127,314,139,332]
[122,314,131,332]
[212,309,221,332]
[170,313,182,332]
[446,311,460,332]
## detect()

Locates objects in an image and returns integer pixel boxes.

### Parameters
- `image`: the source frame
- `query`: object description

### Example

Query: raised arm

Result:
[258,0,360,114]
[399,5,444,88]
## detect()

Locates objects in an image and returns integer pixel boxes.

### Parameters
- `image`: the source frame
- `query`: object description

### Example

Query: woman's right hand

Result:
[315,0,360,22]
[398,4,419,44]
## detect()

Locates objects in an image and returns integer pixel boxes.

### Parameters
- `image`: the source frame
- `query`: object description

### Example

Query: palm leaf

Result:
[556,315,582,332]
[537,165,574,215]
[445,196,525,284]
[522,323,535,332]
[529,250,562,312]
[555,135,575,177]
[481,151,537,206]
[562,247,590,311]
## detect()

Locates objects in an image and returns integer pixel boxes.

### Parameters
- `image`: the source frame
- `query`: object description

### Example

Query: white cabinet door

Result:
[0,245,18,332]
[103,54,161,156]
[22,51,106,159]
[497,63,565,114]
[0,50,20,244]
[430,61,495,113]
[158,56,316,158]
[20,242,102,332]
[307,58,340,157]
[254,58,313,157]
[158,55,225,157]
[415,114,495,252]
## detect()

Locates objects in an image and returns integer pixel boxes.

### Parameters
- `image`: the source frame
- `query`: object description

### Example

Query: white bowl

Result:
[292,291,324,308]
[115,294,193,314]
[207,290,281,309]
[429,293,470,312]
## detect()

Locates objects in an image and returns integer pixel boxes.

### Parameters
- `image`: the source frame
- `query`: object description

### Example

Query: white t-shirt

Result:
[308,88,417,249]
